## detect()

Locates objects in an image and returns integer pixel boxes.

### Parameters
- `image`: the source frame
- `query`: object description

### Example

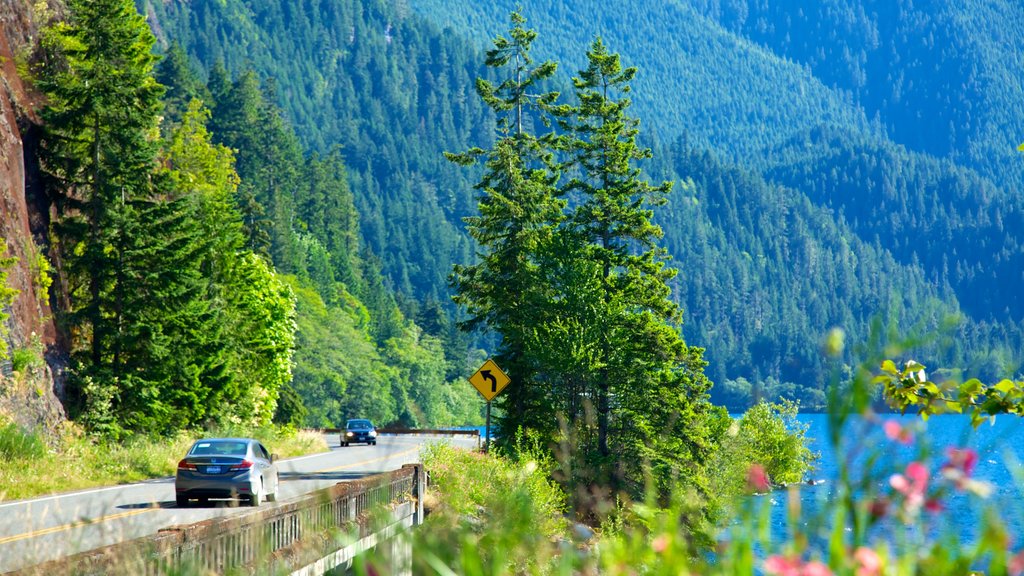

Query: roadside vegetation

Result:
[353,339,1024,575]
[0,419,325,502]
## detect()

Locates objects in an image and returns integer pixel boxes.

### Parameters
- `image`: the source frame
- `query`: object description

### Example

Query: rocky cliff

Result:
[0,0,66,434]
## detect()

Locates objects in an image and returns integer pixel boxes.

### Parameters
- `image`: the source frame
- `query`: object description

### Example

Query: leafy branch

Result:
[875,359,1024,427]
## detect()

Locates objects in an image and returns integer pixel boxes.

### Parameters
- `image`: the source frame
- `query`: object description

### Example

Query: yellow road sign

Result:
[468,359,511,402]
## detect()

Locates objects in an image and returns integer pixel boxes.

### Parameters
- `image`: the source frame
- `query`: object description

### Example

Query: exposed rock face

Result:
[0,0,67,434]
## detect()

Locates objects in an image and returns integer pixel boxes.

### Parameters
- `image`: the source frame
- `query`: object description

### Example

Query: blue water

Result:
[770,413,1024,546]
[458,414,1024,543]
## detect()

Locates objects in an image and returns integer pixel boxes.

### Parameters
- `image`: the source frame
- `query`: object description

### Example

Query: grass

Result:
[408,441,571,575]
[0,420,327,502]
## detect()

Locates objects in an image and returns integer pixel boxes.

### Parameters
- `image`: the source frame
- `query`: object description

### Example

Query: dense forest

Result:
[131,0,1024,411]
[26,0,482,435]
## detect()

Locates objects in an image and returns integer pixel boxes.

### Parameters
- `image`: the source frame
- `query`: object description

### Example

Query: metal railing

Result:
[8,464,425,576]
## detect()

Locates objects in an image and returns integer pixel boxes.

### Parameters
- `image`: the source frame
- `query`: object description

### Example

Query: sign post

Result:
[468,358,511,452]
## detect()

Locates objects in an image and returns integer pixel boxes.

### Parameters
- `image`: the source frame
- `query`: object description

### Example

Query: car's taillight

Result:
[230,459,254,471]
[177,459,197,471]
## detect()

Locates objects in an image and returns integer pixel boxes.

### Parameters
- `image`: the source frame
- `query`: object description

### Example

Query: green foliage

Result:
[288,276,397,427]
[414,442,569,574]
[288,275,480,429]
[549,37,716,496]
[876,358,1024,427]
[22,240,52,302]
[219,253,296,426]
[272,383,308,428]
[140,0,490,308]
[140,0,1024,412]
[449,11,568,447]
[451,23,716,504]
[0,239,17,361]
[10,340,44,375]
[0,420,47,460]
[709,401,816,499]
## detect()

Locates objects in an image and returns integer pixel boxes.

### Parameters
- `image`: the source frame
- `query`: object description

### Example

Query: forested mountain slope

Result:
[414,0,1024,313]
[407,1,1024,330]
[689,0,1024,184]
[141,0,490,301]
[138,0,1024,409]
[411,0,877,165]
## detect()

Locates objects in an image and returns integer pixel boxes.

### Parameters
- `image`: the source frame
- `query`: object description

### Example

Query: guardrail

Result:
[316,427,482,448]
[315,427,480,437]
[7,464,426,576]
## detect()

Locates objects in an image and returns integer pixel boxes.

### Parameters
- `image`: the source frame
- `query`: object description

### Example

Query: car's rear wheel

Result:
[250,480,263,507]
[176,495,189,508]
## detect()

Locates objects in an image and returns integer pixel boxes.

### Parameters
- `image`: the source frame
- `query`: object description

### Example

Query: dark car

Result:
[175,438,279,507]
[341,419,377,446]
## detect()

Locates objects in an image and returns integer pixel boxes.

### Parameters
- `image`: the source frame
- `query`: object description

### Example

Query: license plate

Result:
[205,466,222,474]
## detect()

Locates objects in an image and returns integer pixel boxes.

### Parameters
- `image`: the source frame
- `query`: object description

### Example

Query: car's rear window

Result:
[189,441,248,456]
[347,420,373,429]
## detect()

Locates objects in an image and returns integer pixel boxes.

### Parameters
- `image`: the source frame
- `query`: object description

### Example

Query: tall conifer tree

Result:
[448,11,564,443]
[559,39,715,493]
[35,0,165,431]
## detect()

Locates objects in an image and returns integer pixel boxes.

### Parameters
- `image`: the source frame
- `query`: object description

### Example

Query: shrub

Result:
[0,420,47,460]
[709,400,817,501]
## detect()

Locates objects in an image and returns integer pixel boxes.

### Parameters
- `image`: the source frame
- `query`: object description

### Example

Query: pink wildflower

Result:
[890,461,929,511]
[765,555,800,576]
[803,561,832,576]
[853,547,882,576]
[747,463,771,492]
[1010,549,1024,576]
[942,447,979,476]
[764,555,833,576]
[651,533,670,554]
[883,420,913,445]
[941,447,993,497]
[1007,545,1024,573]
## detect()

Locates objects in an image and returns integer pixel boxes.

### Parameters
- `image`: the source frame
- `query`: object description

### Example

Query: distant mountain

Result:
[139,0,1024,409]
[689,0,1024,184]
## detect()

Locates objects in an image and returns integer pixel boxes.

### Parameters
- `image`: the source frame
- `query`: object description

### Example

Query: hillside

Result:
[689,0,1024,184]
[137,0,1024,409]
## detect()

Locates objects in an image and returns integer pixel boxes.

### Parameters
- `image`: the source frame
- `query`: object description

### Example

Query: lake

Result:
[772,413,1024,546]
[460,413,1024,543]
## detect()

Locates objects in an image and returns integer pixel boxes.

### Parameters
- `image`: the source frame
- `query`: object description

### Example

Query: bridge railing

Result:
[9,464,426,576]
[315,427,482,449]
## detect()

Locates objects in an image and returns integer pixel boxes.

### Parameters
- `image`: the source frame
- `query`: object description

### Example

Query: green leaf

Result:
[993,379,1016,395]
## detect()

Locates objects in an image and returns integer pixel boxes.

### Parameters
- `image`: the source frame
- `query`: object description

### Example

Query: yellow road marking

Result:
[0,508,152,545]
[1,441,424,545]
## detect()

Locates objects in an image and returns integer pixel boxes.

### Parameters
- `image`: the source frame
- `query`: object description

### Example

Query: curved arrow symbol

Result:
[481,370,497,392]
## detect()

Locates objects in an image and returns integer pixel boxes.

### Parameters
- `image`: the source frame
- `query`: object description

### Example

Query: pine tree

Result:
[448,10,565,443]
[559,39,715,493]
[155,42,211,130]
[34,0,164,431]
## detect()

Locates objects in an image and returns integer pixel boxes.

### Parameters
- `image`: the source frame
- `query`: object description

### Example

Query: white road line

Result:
[0,446,344,510]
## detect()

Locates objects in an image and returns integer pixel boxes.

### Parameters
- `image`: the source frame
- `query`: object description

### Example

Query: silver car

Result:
[175,438,279,507]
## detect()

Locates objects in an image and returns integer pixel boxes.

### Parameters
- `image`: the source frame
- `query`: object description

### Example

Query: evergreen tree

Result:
[34,0,166,432]
[448,11,565,443]
[558,39,715,492]
[155,42,211,130]
[210,71,303,272]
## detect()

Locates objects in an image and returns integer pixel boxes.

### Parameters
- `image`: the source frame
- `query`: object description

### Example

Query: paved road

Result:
[0,433,476,573]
